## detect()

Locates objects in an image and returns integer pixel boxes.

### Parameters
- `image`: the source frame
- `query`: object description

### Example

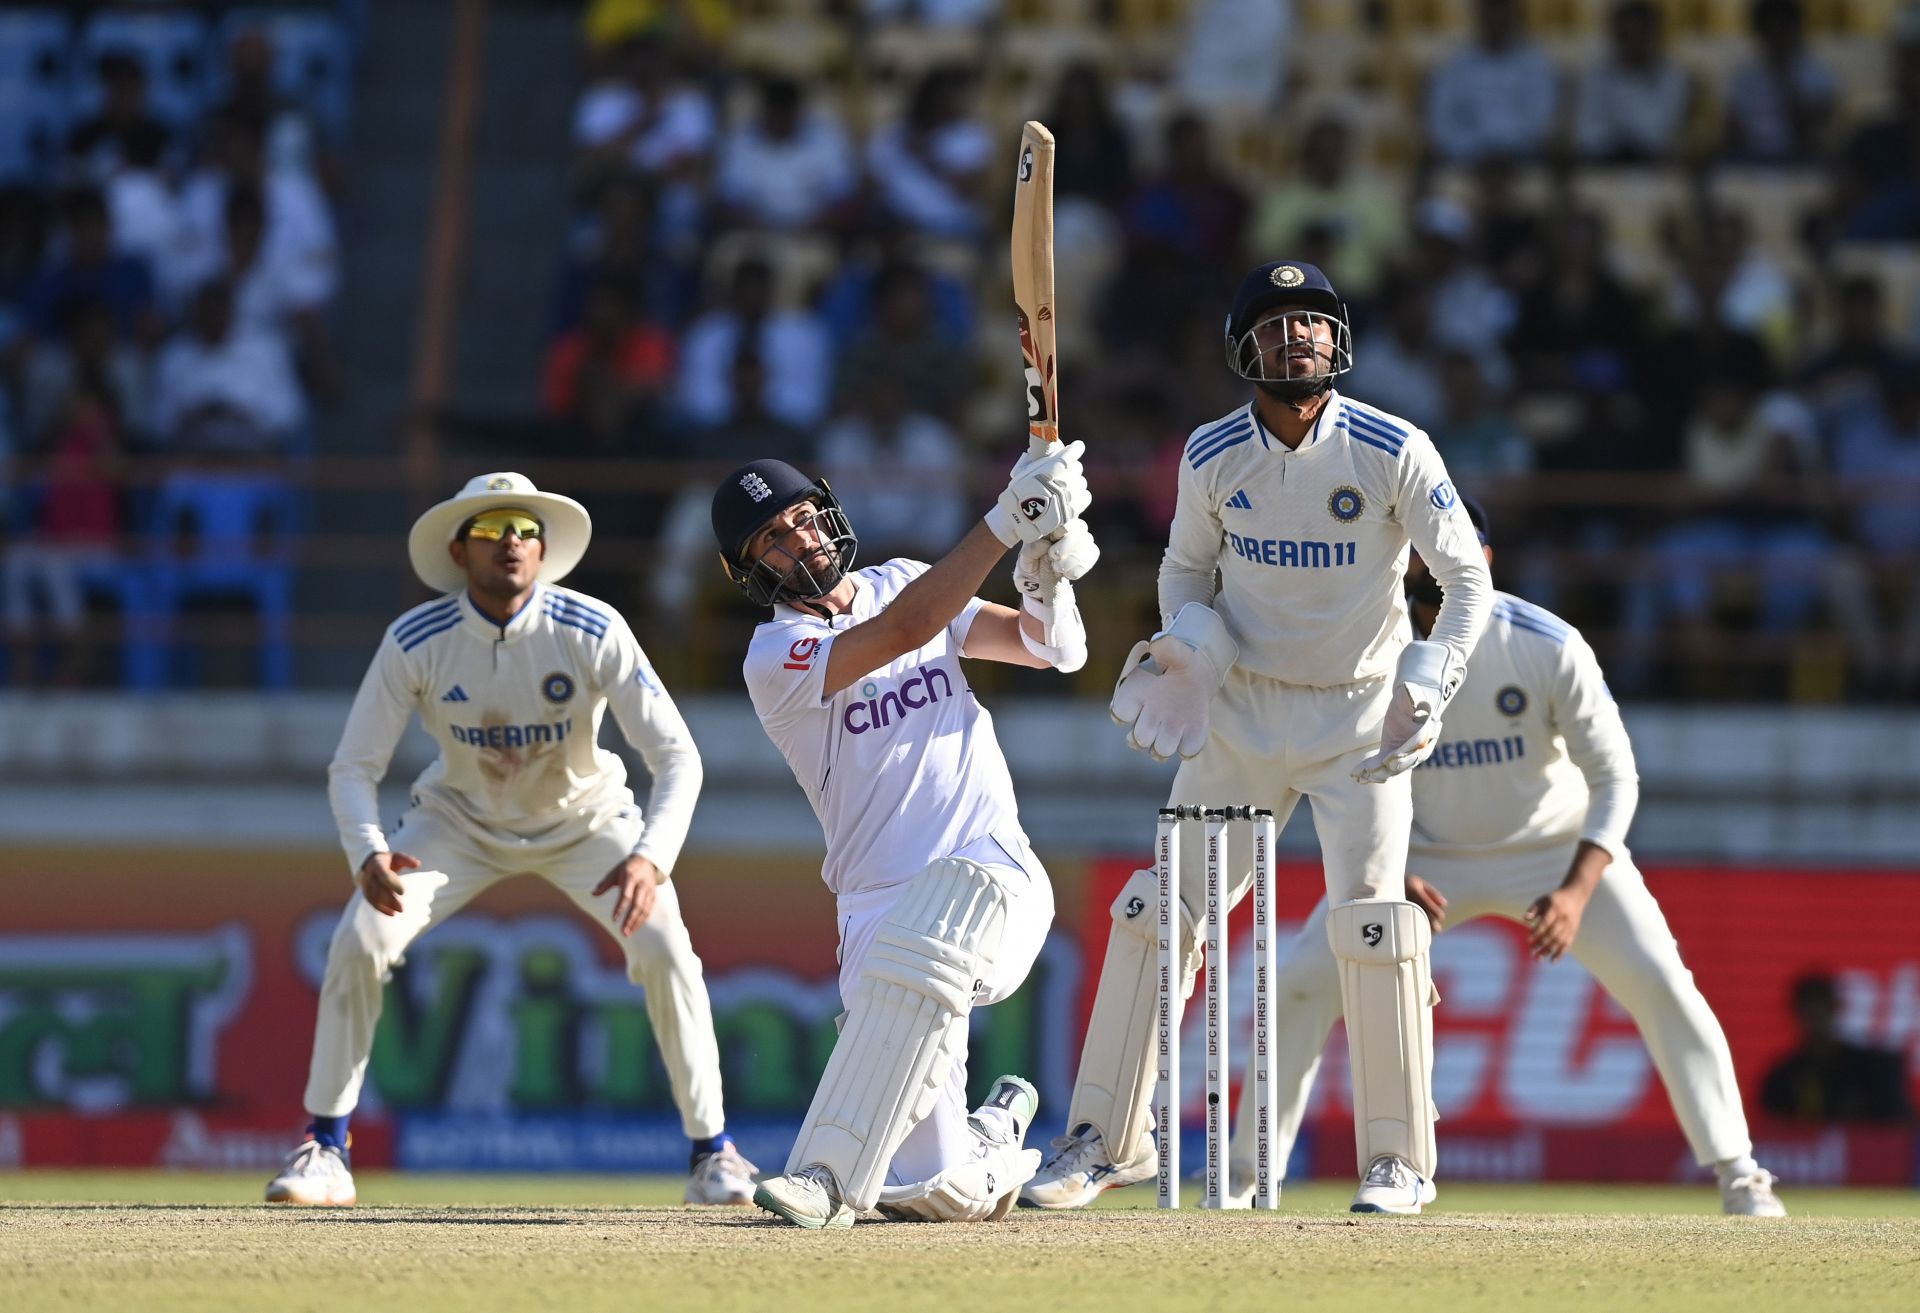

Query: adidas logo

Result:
[441,686,469,702]
[1226,489,1254,510]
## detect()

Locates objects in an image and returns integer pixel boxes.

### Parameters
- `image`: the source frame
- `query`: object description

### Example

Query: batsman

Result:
[1022,261,1492,1214]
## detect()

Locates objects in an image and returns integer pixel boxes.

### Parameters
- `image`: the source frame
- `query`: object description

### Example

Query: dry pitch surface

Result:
[6,1173,1919,1313]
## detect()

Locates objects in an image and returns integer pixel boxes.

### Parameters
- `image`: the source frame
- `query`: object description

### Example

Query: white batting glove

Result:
[1013,520,1096,673]
[984,440,1091,547]
[1013,519,1099,597]
[1108,603,1238,762]
[1352,640,1458,783]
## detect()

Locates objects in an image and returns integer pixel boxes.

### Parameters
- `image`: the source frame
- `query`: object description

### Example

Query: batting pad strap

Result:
[1327,899,1438,1180]
[785,857,1010,1210]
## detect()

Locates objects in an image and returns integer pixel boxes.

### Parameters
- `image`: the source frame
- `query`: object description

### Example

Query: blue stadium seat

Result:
[217,8,356,137]
[74,9,213,130]
[0,9,73,183]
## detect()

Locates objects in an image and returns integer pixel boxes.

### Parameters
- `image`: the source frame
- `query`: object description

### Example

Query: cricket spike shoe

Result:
[754,1164,858,1230]
[685,1144,759,1206]
[1350,1154,1436,1214]
[1721,1168,1787,1217]
[1016,1123,1157,1209]
[265,1137,356,1207]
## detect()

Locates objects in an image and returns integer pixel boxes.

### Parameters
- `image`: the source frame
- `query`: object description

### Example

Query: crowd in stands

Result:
[545,0,1920,702]
[0,3,352,688]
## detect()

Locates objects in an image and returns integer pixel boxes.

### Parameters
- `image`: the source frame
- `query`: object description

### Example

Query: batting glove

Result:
[985,440,1091,547]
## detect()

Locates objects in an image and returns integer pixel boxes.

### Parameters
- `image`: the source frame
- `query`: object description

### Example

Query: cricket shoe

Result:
[1350,1154,1436,1214]
[1721,1167,1787,1217]
[754,1164,857,1230]
[1223,1167,1280,1210]
[685,1144,759,1206]
[972,1075,1042,1221]
[1016,1122,1156,1209]
[265,1137,356,1207]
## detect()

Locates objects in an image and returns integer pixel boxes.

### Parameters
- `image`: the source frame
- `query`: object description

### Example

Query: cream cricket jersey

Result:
[1411,591,1638,857]
[743,558,1025,897]
[1160,391,1492,688]
[328,583,701,875]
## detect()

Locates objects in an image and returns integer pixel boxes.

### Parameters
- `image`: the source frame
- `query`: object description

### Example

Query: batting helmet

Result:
[711,459,858,608]
[1224,260,1353,400]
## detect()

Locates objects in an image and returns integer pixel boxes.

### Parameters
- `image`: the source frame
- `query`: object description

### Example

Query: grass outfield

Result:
[5,1173,1919,1313]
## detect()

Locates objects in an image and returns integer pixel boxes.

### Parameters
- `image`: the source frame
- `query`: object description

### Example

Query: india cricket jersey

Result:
[1411,591,1638,857]
[743,558,1025,897]
[329,583,701,875]
[1160,391,1491,688]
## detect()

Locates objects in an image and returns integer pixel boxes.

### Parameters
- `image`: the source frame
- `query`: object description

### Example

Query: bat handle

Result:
[1027,431,1057,459]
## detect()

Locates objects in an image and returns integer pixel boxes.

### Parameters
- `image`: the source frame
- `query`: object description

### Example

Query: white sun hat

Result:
[406,472,592,594]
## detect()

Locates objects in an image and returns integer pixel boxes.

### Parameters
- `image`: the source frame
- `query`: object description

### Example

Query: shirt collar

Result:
[462,582,543,642]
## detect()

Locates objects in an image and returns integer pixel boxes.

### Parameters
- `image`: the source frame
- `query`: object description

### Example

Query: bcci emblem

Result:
[1496,685,1528,717]
[1271,264,1305,288]
[1328,486,1364,522]
[486,476,514,490]
[542,672,575,704]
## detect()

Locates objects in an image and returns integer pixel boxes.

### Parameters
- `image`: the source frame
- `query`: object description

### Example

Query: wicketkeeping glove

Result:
[1108,603,1238,762]
[1352,639,1459,783]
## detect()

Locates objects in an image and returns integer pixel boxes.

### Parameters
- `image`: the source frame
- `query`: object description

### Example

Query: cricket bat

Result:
[1011,120,1057,461]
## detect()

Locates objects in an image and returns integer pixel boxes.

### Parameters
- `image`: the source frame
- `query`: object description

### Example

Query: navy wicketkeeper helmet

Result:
[1224,260,1353,401]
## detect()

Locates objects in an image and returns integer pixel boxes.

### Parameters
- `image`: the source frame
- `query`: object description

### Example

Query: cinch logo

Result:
[1227,533,1355,568]
[843,663,954,734]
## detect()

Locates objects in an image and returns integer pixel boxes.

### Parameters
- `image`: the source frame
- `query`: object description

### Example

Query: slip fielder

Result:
[1023,260,1492,1214]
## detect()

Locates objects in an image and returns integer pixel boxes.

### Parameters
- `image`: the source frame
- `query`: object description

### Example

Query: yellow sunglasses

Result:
[461,508,545,542]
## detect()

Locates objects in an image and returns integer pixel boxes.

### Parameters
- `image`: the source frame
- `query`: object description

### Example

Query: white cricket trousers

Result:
[303,799,727,1137]
[835,833,1055,1189]
[1228,839,1755,1182]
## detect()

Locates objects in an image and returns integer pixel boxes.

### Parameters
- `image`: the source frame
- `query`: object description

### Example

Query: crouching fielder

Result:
[1226,498,1786,1216]
[711,443,1095,1228]
[1023,261,1492,1214]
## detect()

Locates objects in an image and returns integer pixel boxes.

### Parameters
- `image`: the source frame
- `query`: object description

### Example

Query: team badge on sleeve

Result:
[542,672,575,703]
[1496,685,1528,716]
[1328,486,1364,523]
[1430,480,1458,510]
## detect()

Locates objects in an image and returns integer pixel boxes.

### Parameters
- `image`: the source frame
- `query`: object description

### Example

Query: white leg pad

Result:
[786,857,1009,1210]
[1063,867,1200,1152]
[875,1140,1042,1223]
[1327,899,1438,1179]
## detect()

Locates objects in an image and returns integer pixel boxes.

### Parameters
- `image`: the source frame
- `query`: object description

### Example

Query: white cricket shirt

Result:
[742,559,1025,897]
[1160,391,1492,687]
[1411,592,1638,857]
[328,583,701,876]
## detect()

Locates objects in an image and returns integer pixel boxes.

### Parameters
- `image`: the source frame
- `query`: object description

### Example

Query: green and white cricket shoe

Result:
[1016,1123,1157,1209]
[685,1144,759,1206]
[754,1164,858,1230]
[1350,1154,1436,1214]
[971,1074,1039,1146]
[264,1138,356,1207]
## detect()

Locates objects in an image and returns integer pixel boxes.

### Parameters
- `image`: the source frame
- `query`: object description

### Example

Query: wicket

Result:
[1155,804,1279,1209]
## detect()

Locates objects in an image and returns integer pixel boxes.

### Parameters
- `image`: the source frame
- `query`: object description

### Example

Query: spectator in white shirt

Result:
[574,34,716,245]
[1574,1,1696,164]
[815,371,968,561]
[1724,0,1835,164]
[1425,0,1560,165]
[675,256,831,429]
[866,65,993,238]
[152,279,306,456]
[714,76,856,232]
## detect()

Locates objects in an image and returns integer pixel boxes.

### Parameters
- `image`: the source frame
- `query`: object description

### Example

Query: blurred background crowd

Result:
[5,0,1920,704]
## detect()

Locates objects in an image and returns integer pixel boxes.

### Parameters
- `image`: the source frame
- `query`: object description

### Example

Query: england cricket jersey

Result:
[743,558,1025,897]
[1411,592,1638,857]
[329,583,701,875]
[1160,391,1491,688]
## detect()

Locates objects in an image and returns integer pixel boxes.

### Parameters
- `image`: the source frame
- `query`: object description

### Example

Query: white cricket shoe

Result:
[1350,1154,1436,1214]
[685,1144,759,1206]
[754,1164,857,1230]
[264,1138,356,1207]
[1223,1166,1279,1210]
[1016,1123,1157,1209]
[1721,1168,1787,1217]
